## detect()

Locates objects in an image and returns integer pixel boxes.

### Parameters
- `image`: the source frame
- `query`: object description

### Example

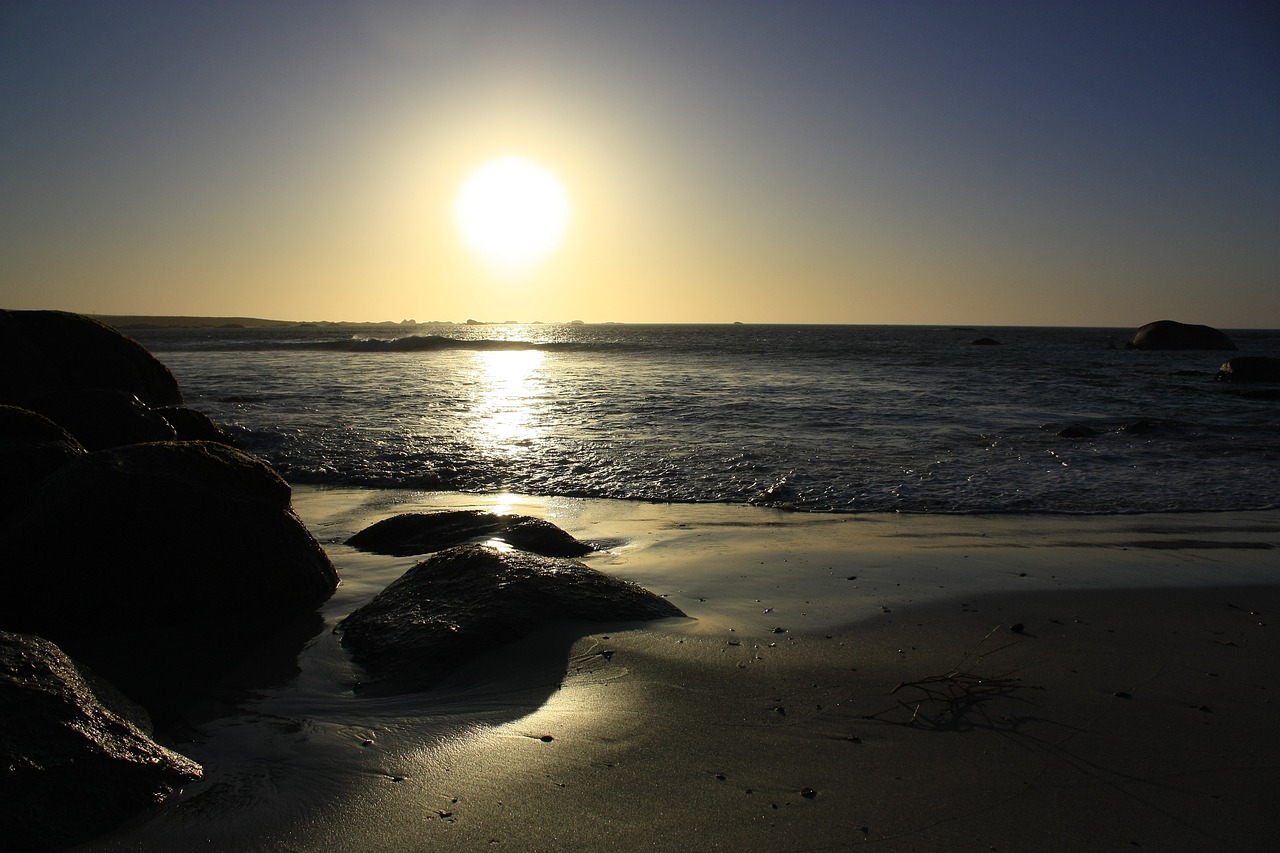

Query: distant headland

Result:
[90,315,431,330]
[88,316,595,329]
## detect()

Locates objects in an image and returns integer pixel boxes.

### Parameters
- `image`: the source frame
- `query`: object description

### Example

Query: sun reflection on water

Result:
[474,350,545,450]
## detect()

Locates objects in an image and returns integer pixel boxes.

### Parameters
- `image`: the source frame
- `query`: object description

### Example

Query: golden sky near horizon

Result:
[2,1,1278,326]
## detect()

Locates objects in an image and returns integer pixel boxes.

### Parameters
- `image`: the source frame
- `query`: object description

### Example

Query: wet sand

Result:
[77,490,1280,852]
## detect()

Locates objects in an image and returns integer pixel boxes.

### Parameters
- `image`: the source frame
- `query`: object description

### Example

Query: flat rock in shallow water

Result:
[0,631,202,852]
[339,544,684,691]
[347,509,594,557]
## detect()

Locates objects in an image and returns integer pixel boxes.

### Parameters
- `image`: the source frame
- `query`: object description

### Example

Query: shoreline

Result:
[294,487,1280,615]
[78,490,1280,851]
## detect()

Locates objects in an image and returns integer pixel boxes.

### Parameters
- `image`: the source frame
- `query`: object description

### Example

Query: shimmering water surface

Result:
[130,323,1280,514]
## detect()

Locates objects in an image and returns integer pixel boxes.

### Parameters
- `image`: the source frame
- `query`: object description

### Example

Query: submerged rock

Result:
[0,631,201,852]
[340,544,684,690]
[1056,423,1100,438]
[347,509,594,557]
[1126,320,1236,351]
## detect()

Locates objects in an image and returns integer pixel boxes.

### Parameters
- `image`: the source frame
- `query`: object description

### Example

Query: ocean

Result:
[127,322,1280,515]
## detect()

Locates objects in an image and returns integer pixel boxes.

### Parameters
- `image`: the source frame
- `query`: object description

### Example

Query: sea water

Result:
[129,323,1280,515]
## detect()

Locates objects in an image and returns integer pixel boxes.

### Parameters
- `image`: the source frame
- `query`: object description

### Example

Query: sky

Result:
[2,0,1277,326]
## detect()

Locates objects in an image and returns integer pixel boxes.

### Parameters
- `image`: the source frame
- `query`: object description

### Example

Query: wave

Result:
[194,334,648,355]
[339,335,589,353]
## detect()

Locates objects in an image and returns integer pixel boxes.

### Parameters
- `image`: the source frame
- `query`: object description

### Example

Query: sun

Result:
[454,156,570,268]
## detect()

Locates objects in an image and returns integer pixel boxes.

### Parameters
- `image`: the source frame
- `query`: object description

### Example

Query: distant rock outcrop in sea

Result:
[1125,319,1237,351]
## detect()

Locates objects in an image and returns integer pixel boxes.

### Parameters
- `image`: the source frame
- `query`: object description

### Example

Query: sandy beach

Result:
[77,490,1280,852]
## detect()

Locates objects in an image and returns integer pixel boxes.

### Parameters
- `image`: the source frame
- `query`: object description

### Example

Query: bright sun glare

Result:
[454,156,570,268]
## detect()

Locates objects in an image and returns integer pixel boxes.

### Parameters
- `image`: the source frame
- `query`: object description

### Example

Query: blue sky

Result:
[2,0,1277,325]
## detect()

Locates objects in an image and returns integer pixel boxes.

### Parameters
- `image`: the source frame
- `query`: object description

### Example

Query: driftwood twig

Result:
[866,625,1034,731]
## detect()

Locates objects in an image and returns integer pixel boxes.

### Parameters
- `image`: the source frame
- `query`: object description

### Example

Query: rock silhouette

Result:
[1126,320,1236,351]
[0,310,337,845]
[0,309,182,409]
[347,509,594,557]
[0,441,337,639]
[0,405,86,518]
[1,631,202,852]
[340,544,683,691]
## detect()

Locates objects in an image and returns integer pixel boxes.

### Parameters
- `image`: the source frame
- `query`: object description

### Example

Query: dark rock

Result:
[0,406,86,520]
[0,441,338,702]
[1125,320,1237,351]
[971,337,1001,346]
[156,405,238,445]
[340,544,684,690]
[25,388,177,450]
[1217,356,1280,383]
[347,509,594,557]
[1119,418,1163,434]
[0,310,183,409]
[0,310,242,451]
[1,631,201,852]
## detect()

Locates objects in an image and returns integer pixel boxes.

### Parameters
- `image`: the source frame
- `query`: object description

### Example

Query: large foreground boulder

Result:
[0,405,86,519]
[340,545,684,690]
[0,310,234,452]
[23,388,178,450]
[155,404,238,444]
[347,510,594,557]
[0,440,337,633]
[0,310,182,409]
[1126,320,1236,351]
[1,631,202,852]
[0,441,338,696]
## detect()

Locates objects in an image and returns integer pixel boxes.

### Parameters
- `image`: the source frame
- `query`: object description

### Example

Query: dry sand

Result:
[78,490,1280,852]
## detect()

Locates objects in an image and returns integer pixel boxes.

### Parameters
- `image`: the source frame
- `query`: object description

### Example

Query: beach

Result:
[77,489,1280,852]
[9,0,1278,842]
